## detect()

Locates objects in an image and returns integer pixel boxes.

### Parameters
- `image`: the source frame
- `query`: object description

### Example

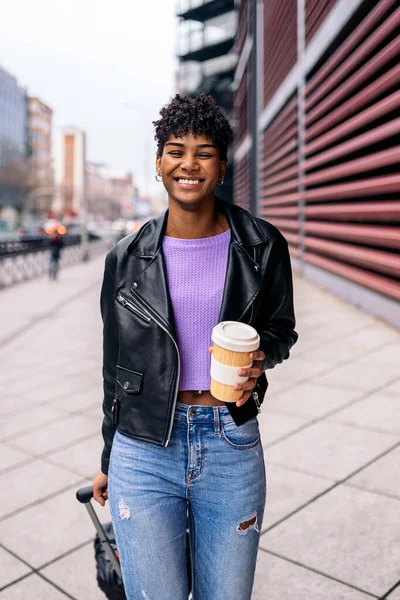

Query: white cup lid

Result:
[211,321,260,353]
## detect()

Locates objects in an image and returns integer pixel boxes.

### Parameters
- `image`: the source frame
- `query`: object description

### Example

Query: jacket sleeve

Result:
[100,252,119,475]
[258,233,298,371]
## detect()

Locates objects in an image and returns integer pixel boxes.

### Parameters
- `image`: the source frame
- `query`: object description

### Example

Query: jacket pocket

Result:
[116,365,143,394]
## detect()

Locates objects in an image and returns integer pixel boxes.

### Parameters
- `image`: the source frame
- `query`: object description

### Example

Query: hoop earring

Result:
[155,173,162,182]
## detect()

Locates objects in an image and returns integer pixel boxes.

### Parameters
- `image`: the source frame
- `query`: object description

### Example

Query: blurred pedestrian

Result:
[48,230,63,280]
[93,93,297,600]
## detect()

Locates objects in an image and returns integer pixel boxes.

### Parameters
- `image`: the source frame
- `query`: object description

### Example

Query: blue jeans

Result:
[108,402,267,600]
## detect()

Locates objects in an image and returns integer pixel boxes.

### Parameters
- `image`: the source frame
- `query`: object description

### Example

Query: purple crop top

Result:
[162,229,231,391]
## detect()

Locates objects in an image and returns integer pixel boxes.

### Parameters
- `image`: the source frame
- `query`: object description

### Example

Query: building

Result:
[26,96,54,215]
[0,64,27,212]
[86,161,136,220]
[53,127,86,219]
[233,0,400,326]
[176,0,238,202]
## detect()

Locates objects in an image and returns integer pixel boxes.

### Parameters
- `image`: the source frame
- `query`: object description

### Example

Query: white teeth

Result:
[178,179,200,185]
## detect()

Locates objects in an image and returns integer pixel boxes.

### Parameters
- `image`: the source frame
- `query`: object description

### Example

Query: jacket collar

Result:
[127,198,268,257]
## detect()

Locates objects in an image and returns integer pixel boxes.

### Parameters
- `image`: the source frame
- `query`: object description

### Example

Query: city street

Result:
[0,254,399,599]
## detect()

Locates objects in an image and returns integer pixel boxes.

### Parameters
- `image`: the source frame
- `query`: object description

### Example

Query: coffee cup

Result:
[210,321,260,402]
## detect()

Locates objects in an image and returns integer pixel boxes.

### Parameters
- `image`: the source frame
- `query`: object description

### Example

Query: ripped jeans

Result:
[108,402,266,600]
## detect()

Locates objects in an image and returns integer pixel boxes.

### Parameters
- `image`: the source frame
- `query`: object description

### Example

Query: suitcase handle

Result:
[76,484,107,504]
[76,485,122,579]
[76,485,94,504]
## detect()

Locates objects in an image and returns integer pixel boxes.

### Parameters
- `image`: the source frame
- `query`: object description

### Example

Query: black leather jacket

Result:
[100,199,298,474]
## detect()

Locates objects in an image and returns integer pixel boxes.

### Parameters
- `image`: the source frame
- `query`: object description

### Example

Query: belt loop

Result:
[213,407,220,435]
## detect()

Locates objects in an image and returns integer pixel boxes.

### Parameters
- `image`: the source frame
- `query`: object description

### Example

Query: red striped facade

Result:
[233,0,400,325]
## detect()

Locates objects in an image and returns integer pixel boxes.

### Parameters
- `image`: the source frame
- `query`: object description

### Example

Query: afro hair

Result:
[153,93,233,161]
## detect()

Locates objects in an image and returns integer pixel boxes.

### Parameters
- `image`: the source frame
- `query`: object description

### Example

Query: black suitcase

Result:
[76,486,126,600]
[76,485,192,599]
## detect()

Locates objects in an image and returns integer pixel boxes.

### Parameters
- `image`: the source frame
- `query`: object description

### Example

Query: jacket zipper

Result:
[252,391,262,414]
[116,292,151,323]
[130,290,180,446]
[249,246,260,324]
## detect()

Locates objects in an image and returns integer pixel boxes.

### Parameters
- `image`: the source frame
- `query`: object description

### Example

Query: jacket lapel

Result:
[133,250,176,334]
[127,210,175,334]
[218,240,263,323]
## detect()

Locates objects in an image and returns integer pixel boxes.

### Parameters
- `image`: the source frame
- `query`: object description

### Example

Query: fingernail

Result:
[238,369,246,376]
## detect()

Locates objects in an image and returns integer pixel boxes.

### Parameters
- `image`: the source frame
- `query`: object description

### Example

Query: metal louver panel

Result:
[233,153,251,211]
[306,0,337,44]
[303,0,400,301]
[263,0,297,105]
[260,94,300,257]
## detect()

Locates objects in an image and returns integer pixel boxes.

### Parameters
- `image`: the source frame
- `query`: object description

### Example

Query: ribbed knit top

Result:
[162,229,231,391]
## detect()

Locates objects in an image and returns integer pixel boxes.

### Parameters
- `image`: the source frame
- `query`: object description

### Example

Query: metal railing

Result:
[0,238,116,289]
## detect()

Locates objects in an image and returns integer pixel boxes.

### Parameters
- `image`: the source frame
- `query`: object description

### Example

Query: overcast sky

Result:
[0,0,178,197]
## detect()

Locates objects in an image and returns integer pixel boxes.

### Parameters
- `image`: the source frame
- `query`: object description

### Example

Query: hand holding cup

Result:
[208,346,265,407]
[209,322,264,406]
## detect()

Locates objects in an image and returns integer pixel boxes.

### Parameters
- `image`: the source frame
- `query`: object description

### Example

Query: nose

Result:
[181,154,199,172]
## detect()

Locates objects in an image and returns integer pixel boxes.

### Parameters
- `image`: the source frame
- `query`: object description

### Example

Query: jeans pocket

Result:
[221,417,260,450]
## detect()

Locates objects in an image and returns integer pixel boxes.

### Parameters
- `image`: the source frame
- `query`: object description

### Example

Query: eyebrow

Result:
[165,142,216,149]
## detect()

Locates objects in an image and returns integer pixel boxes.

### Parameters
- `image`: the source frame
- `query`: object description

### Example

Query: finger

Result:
[249,351,265,362]
[237,363,263,379]
[94,491,105,506]
[234,377,257,393]
[236,391,251,407]
[208,347,213,354]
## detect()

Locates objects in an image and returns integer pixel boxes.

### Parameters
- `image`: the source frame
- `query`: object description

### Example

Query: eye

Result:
[168,151,182,156]
[199,153,213,158]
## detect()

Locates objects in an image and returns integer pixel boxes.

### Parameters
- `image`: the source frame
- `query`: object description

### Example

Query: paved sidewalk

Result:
[0,255,399,599]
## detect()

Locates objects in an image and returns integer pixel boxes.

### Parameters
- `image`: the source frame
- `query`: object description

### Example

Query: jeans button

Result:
[189,409,196,418]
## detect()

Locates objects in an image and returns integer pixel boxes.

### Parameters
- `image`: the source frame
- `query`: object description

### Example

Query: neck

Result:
[165,196,229,239]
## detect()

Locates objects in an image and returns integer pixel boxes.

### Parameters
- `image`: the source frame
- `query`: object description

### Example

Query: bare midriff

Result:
[177,390,226,407]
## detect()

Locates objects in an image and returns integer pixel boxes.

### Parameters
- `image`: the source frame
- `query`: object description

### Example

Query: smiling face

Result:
[156,132,227,208]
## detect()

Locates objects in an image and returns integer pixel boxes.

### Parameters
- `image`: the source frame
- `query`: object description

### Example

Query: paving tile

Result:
[0,547,32,589]
[387,586,400,599]
[272,358,334,381]
[262,463,333,530]
[0,573,69,599]
[0,485,111,568]
[252,551,372,600]
[41,542,106,600]
[260,485,400,596]
[11,414,100,456]
[346,446,400,499]
[52,384,102,414]
[5,371,63,396]
[382,379,400,397]
[0,405,65,440]
[0,459,81,519]
[264,383,363,419]
[0,444,31,472]
[329,393,400,436]
[354,343,400,366]
[264,375,295,394]
[265,420,397,480]
[259,412,308,447]
[46,434,103,479]
[313,363,397,391]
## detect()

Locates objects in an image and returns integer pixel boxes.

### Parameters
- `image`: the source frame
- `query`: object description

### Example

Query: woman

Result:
[93,93,297,600]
